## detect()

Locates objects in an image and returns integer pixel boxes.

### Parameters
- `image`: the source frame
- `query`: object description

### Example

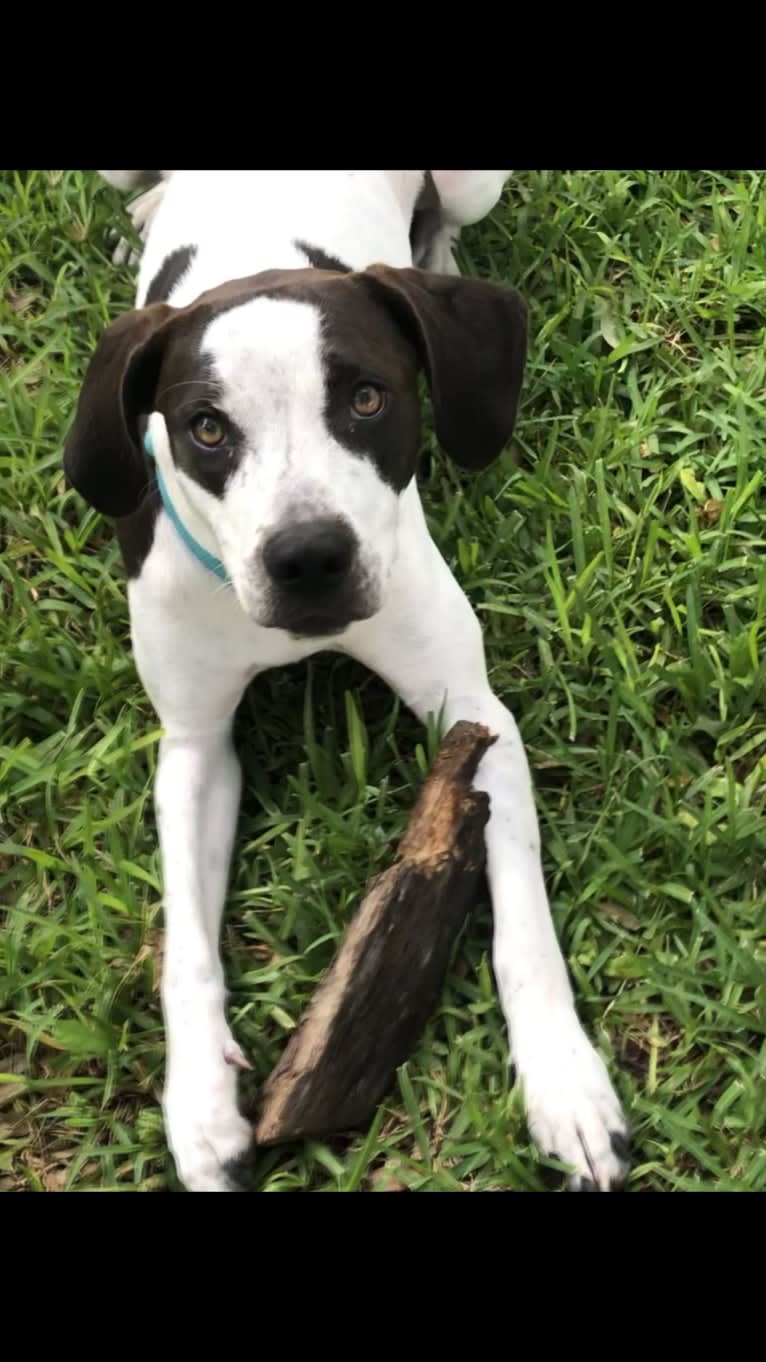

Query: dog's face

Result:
[152,276,423,633]
[64,266,528,635]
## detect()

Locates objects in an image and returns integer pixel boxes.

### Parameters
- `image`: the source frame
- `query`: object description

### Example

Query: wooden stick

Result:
[253,720,495,1145]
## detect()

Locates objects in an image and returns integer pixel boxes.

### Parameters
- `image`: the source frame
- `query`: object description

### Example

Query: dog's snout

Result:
[263,520,356,595]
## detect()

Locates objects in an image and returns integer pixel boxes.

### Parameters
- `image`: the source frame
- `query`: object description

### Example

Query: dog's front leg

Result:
[347,516,629,1189]
[154,725,253,1191]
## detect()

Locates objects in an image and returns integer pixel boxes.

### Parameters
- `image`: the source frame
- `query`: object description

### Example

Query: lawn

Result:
[2,169,765,1192]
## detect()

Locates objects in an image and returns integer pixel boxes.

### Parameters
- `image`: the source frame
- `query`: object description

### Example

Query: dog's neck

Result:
[144,429,229,583]
[147,417,228,571]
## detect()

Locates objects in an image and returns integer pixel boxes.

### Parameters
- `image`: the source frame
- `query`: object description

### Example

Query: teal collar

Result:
[144,431,230,584]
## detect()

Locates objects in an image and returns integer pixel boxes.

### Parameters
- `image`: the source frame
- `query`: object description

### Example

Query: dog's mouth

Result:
[236,583,377,638]
[237,543,382,638]
[264,566,381,636]
[268,593,378,639]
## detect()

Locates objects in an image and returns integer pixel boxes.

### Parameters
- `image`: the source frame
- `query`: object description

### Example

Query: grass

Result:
[2,169,766,1192]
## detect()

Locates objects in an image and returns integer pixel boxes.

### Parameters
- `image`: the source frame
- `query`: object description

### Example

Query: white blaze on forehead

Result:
[202,295,326,434]
[190,290,402,628]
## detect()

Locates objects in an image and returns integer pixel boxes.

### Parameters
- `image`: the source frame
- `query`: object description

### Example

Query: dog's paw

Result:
[128,181,167,234]
[163,1064,254,1192]
[111,181,168,267]
[515,1019,630,1191]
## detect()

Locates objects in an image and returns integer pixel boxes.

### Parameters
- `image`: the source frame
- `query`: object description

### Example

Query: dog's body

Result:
[66,170,629,1191]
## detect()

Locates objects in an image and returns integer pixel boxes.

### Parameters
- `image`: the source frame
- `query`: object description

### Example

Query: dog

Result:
[64,170,630,1191]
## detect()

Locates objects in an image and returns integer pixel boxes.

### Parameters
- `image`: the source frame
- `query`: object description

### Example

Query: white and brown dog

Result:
[64,170,629,1191]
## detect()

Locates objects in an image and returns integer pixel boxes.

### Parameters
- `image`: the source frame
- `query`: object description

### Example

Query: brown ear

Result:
[63,303,174,516]
[360,265,528,471]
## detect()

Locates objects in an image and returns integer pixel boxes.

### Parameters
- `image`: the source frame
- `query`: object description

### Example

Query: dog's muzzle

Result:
[261,517,372,636]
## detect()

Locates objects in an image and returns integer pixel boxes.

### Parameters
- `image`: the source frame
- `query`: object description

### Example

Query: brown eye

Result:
[351,383,385,418]
[191,413,226,448]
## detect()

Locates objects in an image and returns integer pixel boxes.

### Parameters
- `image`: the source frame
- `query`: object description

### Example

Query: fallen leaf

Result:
[700,498,724,525]
[0,1083,26,1110]
[599,901,641,931]
[369,1166,406,1192]
[7,291,36,315]
[42,1165,68,1192]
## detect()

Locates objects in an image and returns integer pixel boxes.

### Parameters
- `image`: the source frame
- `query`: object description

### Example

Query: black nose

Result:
[263,519,356,595]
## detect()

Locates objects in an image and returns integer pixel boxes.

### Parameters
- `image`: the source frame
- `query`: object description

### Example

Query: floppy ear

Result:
[63,303,174,516]
[360,265,527,471]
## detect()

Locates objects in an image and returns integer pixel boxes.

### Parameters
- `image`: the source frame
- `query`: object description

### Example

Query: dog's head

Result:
[64,265,527,635]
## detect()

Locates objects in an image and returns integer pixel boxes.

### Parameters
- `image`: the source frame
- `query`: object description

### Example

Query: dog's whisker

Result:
[156,380,221,403]
[208,578,232,600]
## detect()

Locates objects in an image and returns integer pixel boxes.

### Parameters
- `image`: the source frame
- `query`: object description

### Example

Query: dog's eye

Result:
[351,383,385,418]
[190,413,226,448]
